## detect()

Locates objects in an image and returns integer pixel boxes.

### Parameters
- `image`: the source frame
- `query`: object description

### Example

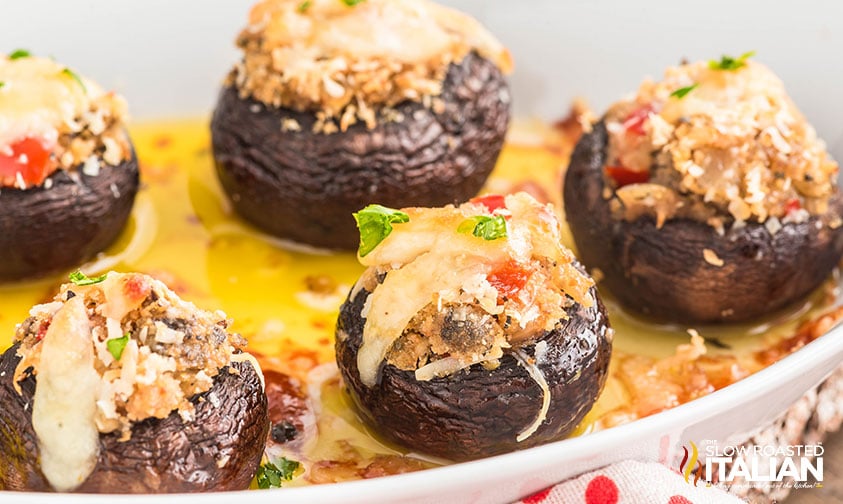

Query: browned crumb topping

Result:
[603,59,839,229]
[14,272,245,440]
[228,0,511,134]
[356,192,593,382]
[0,56,131,189]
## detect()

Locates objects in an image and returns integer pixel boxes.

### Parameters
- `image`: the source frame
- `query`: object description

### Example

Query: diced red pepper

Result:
[622,105,653,136]
[605,165,650,187]
[784,198,801,214]
[122,275,152,303]
[36,320,52,341]
[488,260,531,299]
[0,137,53,188]
[470,194,507,213]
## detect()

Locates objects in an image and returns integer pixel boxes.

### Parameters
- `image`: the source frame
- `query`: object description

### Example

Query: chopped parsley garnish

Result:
[353,204,410,257]
[458,215,508,241]
[0,82,4,89]
[107,334,130,361]
[61,67,87,93]
[709,51,755,71]
[8,49,31,60]
[256,458,300,489]
[69,270,108,286]
[341,0,366,6]
[297,0,312,12]
[670,83,698,99]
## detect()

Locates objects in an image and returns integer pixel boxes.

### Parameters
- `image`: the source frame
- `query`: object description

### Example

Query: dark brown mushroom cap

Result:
[564,121,843,323]
[210,51,510,250]
[0,151,139,282]
[0,343,269,493]
[334,279,612,461]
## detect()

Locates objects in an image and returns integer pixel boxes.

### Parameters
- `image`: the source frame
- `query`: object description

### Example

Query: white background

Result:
[1,0,841,160]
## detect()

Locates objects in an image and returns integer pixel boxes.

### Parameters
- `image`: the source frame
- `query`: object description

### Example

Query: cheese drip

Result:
[31,296,101,492]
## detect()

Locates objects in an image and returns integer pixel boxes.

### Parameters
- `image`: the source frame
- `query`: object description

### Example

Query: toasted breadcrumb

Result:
[604,59,839,227]
[703,248,725,267]
[229,0,511,134]
[14,273,245,439]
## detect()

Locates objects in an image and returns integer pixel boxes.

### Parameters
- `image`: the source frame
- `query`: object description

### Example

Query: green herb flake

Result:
[8,49,31,60]
[353,204,410,257]
[709,51,755,71]
[61,67,87,93]
[256,458,300,489]
[458,215,508,241]
[69,270,108,286]
[670,83,698,99]
[107,334,130,361]
[341,0,366,6]
[0,82,5,89]
[297,0,312,12]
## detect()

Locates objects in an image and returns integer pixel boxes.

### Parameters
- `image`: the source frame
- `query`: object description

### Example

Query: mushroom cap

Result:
[0,151,139,282]
[0,343,269,493]
[210,51,510,249]
[335,277,612,461]
[564,121,843,323]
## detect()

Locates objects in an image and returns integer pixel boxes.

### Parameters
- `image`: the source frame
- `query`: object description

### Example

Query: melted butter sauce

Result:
[0,118,832,483]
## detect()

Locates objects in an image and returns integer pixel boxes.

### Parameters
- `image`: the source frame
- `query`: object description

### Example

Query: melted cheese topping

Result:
[605,59,839,225]
[0,57,98,148]
[0,56,109,149]
[355,192,593,387]
[14,272,247,454]
[232,0,511,131]
[0,55,131,188]
[248,0,510,68]
[31,296,101,492]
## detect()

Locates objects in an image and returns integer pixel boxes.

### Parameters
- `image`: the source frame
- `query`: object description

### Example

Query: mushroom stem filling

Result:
[12,272,252,490]
[353,192,594,389]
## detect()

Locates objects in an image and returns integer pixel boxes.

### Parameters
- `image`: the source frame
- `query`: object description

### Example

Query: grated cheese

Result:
[513,349,551,443]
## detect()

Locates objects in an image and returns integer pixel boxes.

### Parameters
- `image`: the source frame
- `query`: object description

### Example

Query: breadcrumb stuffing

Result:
[0,56,131,189]
[229,0,511,134]
[13,272,246,440]
[604,59,839,227]
[355,192,593,382]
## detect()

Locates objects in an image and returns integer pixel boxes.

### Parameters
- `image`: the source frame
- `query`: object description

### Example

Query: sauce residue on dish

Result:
[0,112,838,486]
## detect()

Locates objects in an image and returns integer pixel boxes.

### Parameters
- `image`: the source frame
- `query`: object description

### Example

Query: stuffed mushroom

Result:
[0,52,139,281]
[335,192,612,460]
[564,54,843,323]
[211,0,512,250]
[0,272,269,492]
